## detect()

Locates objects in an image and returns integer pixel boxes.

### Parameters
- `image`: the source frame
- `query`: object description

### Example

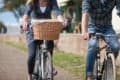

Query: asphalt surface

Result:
[0,44,79,80]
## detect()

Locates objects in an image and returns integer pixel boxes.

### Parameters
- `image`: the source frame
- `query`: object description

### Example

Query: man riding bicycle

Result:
[22,0,65,80]
[81,0,120,80]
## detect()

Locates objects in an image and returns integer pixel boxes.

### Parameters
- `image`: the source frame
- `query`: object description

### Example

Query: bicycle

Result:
[91,33,116,80]
[31,19,62,80]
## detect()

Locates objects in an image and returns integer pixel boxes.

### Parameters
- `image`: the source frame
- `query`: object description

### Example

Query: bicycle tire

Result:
[32,46,41,80]
[103,53,116,80]
[45,51,53,80]
[93,59,103,80]
[41,51,53,80]
[93,60,97,80]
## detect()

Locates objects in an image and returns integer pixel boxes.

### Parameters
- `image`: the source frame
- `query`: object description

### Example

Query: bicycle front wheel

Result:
[32,46,41,80]
[41,51,53,80]
[104,53,116,80]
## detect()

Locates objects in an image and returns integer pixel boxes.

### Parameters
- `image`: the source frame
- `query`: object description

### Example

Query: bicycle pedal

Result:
[33,72,39,76]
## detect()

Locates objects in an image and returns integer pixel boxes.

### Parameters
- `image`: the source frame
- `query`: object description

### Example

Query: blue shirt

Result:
[25,0,61,19]
[82,0,120,25]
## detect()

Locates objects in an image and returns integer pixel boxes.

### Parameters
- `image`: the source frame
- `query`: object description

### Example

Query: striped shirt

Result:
[82,0,120,25]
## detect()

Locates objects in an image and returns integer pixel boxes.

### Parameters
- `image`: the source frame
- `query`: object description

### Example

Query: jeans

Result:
[26,27,54,74]
[86,24,120,77]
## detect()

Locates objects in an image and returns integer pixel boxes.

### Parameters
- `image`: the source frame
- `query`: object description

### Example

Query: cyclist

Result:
[22,0,65,80]
[81,0,120,80]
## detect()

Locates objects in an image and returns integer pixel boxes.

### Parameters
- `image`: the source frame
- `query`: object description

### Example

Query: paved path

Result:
[0,44,78,80]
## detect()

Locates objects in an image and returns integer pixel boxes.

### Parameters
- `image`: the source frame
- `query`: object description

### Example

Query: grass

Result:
[117,66,120,80]
[1,40,120,80]
[53,50,86,79]
[1,41,28,52]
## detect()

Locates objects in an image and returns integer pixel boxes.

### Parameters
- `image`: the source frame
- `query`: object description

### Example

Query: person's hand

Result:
[57,15,67,28]
[62,18,68,27]
[21,15,29,32]
[82,32,90,40]
[22,21,28,32]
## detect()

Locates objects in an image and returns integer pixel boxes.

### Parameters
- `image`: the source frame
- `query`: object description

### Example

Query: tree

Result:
[61,0,82,21]
[60,0,82,33]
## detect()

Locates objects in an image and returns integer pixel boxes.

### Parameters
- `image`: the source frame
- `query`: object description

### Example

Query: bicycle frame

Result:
[95,36,106,80]
[40,40,48,79]
[32,40,53,80]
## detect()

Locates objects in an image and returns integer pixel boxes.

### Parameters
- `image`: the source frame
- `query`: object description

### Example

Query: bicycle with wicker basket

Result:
[31,19,62,80]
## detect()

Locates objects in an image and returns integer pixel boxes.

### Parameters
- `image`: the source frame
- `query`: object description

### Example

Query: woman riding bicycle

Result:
[22,0,65,80]
[81,0,120,80]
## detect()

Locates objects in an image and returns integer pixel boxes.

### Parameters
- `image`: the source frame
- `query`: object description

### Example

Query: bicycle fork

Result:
[96,36,103,80]
[41,49,47,80]
[96,51,106,80]
[96,52,102,80]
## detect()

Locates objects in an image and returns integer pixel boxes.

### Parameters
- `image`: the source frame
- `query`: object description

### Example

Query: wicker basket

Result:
[32,20,62,40]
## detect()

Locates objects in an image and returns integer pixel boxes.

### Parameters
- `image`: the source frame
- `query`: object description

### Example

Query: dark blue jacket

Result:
[25,0,61,19]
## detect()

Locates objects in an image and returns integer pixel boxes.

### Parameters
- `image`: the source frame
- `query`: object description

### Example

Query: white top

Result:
[101,0,105,4]
[40,7,46,13]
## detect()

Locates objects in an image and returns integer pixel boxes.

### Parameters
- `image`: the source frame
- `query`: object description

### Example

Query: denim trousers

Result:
[26,27,54,74]
[86,24,120,77]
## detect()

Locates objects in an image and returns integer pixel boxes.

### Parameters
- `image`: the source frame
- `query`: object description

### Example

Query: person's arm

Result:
[81,0,90,40]
[52,0,63,20]
[82,12,89,39]
[52,0,61,16]
[52,0,67,27]
[22,14,29,31]
[22,3,33,31]
[116,0,120,17]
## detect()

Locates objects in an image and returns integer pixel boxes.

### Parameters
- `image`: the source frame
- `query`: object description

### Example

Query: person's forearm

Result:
[81,12,89,33]
[22,14,29,31]
[23,14,29,22]
[57,15,64,21]
[57,14,67,27]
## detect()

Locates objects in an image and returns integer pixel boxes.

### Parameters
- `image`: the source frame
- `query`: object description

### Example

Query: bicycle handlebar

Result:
[90,33,116,39]
[95,33,116,37]
[31,19,63,25]
[90,33,117,51]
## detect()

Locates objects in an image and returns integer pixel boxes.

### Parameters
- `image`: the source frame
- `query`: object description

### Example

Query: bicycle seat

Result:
[90,33,104,38]
[95,33,104,37]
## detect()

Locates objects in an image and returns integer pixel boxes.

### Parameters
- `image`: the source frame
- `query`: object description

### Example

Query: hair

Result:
[26,0,48,6]
[26,0,34,6]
